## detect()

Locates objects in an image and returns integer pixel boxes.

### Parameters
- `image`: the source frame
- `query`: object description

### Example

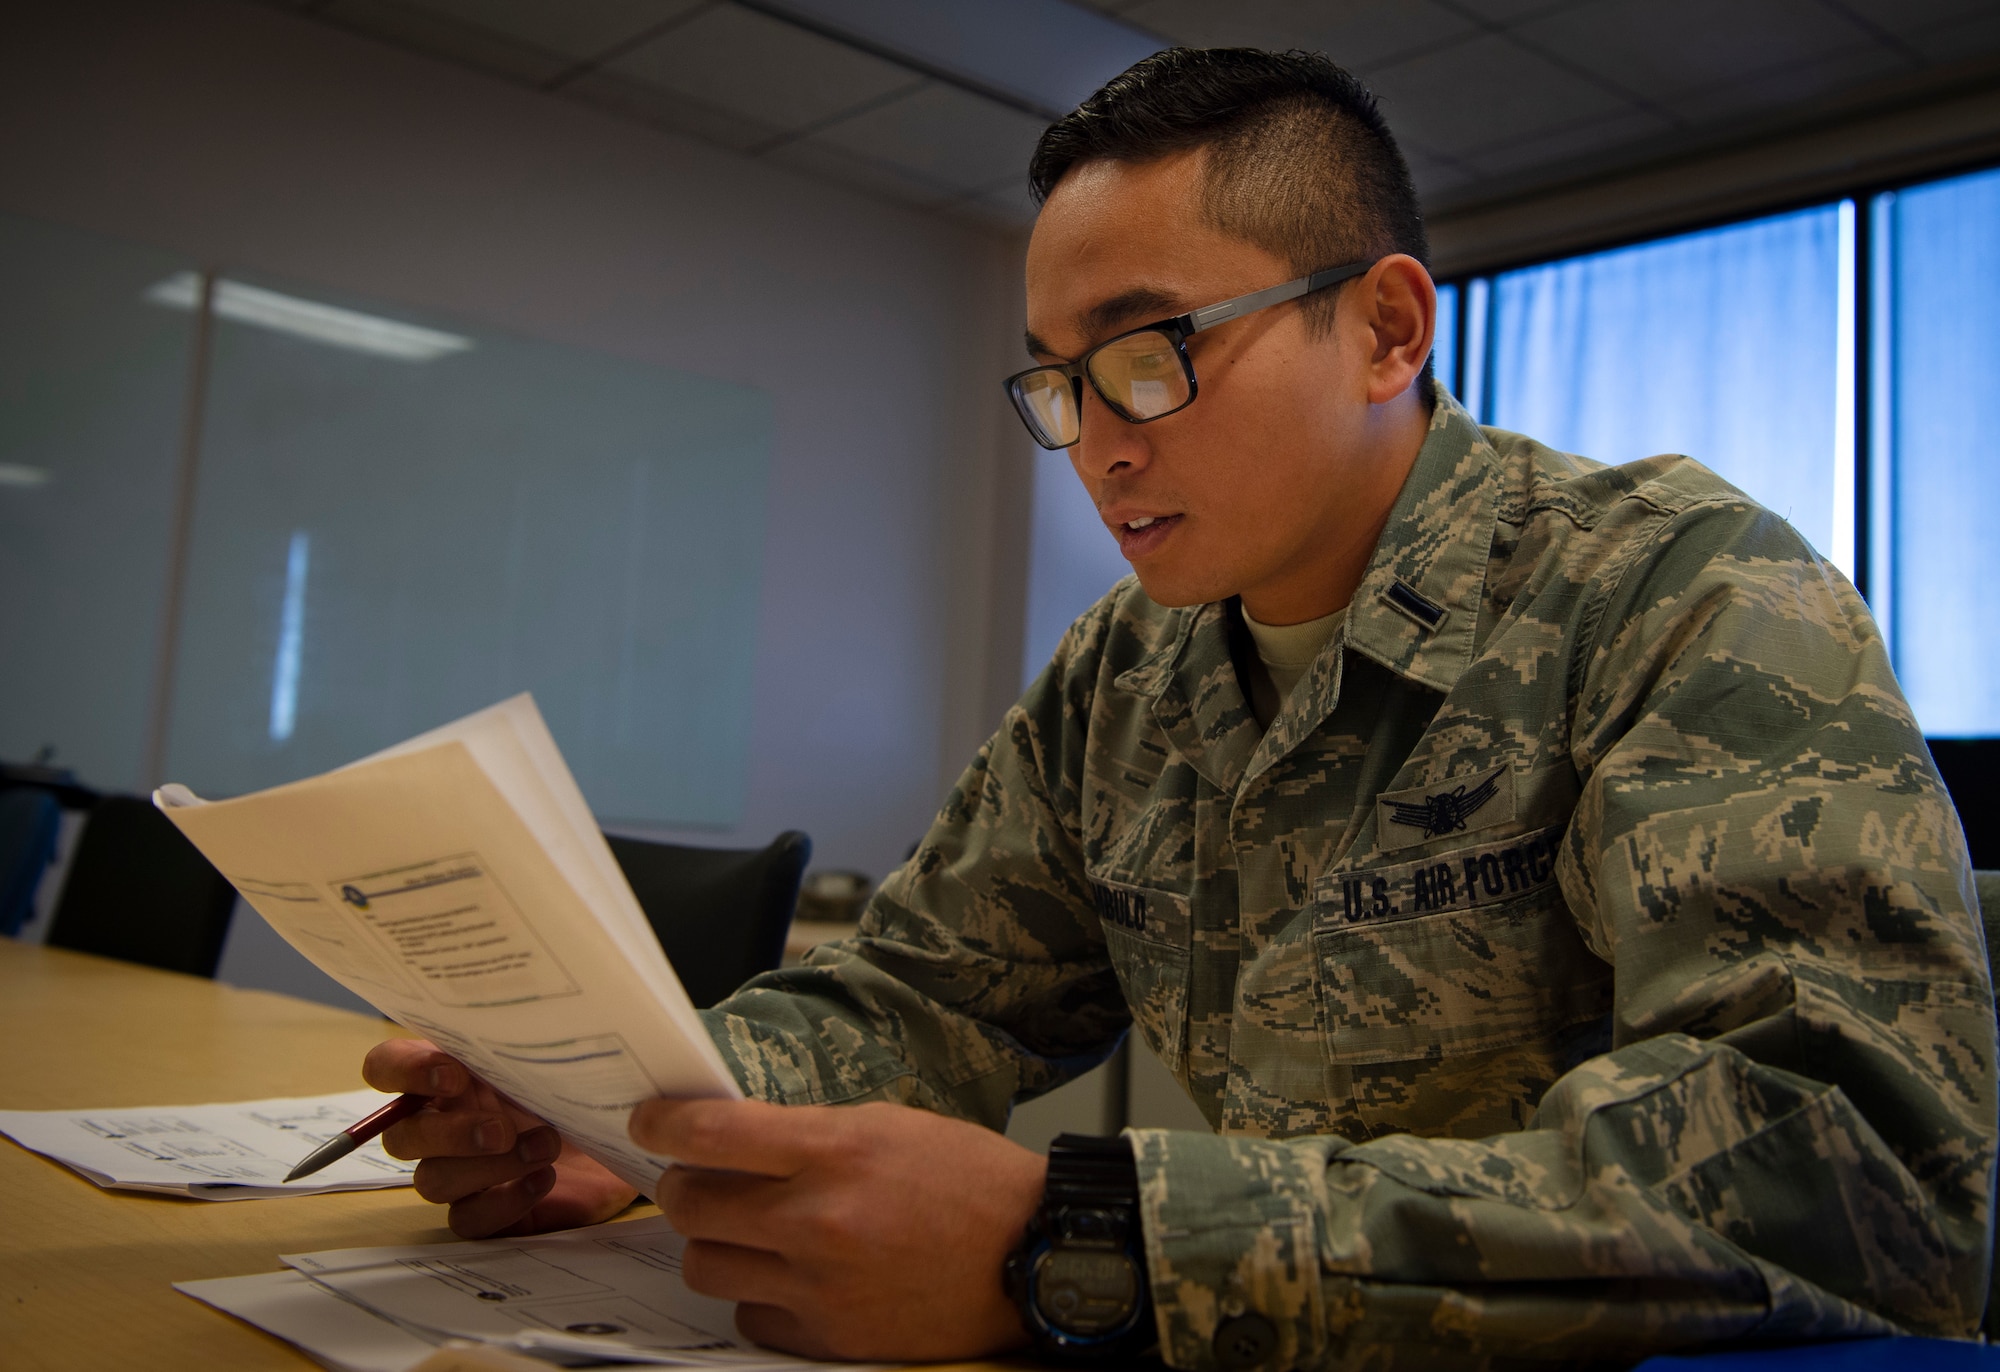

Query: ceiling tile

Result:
[1661,43,1911,125]
[379,0,707,61]
[1820,0,2000,44]
[560,67,785,151]
[1447,0,1591,22]
[315,0,705,85]
[602,4,925,136]
[1513,0,1890,106]
[1067,0,1154,17]
[753,0,1163,119]
[1457,105,1672,180]
[1901,7,2000,62]
[1404,151,1481,201]
[803,83,1053,194]
[315,0,574,82]
[1365,32,1641,160]
[760,134,954,209]
[1113,0,1477,70]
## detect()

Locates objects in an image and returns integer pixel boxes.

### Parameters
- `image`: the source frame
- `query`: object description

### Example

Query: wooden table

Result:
[0,942,1012,1371]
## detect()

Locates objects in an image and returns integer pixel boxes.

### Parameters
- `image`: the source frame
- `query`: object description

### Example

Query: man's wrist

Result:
[1004,1133,1155,1363]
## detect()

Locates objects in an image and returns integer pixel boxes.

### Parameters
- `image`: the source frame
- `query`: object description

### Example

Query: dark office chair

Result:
[44,795,238,977]
[606,830,811,1008]
[0,787,62,937]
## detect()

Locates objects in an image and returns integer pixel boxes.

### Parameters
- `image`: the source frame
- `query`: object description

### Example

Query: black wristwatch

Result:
[1004,1133,1156,1363]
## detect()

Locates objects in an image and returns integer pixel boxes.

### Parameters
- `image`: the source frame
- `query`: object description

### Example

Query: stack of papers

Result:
[0,1089,415,1198]
[156,695,741,1194]
[178,1216,872,1371]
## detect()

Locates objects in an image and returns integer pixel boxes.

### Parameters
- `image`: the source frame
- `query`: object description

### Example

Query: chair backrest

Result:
[0,787,62,937]
[606,830,811,1009]
[45,796,238,977]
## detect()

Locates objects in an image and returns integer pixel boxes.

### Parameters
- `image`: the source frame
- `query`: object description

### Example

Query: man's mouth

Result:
[1113,513,1182,558]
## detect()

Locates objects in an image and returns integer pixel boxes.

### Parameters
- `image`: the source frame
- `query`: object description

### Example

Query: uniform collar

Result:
[1112,383,1500,793]
[1341,384,1499,697]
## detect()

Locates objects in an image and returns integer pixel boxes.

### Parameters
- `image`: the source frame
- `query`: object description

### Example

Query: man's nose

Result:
[1072,383,1151,480]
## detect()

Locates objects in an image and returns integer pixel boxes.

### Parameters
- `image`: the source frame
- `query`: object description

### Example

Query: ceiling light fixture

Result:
[0,463,51,489]
[144,272,473,362]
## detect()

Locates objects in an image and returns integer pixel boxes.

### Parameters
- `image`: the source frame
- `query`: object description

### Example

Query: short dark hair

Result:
[1029,48,1431,354]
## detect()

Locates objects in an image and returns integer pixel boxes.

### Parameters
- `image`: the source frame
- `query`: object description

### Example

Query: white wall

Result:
[0,0,1033,890]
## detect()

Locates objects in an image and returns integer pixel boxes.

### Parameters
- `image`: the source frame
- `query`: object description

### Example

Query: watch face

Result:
[1030,1246,1140,1337]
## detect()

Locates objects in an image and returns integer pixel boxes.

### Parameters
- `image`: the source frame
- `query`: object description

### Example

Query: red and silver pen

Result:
[284,1093,429,1183]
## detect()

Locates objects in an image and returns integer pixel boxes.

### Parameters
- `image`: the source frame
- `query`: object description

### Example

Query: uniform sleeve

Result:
[697,600,1129,1128]
[1132,500,1998,1369]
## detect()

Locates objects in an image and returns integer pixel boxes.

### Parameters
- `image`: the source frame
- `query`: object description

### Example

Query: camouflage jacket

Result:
[704,387,1996,1369]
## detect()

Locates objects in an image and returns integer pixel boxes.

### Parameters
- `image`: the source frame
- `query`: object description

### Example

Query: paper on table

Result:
[178,1217,872,1370]
[280,1215,757,1364]
[176,1269,445,1372]
[0,1089,415,1198]
[154,695,739,1194]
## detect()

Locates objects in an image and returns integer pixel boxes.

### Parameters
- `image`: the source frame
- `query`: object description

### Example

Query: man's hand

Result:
[362,1038,638,1237]
[633,1097,1046,1362]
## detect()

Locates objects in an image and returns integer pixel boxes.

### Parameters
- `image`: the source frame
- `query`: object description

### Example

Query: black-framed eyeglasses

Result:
[1003,259,1376,450]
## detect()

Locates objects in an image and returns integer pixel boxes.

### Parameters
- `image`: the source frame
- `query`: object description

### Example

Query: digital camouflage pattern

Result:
[703,383,1997,1369]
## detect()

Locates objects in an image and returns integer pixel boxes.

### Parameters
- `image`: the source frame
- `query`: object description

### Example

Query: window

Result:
[1483,205,1852,573]
[1436,163,2000,738]
[1875,167,2000,738]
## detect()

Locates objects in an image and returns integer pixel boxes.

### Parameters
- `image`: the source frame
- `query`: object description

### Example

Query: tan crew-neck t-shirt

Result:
[1241,604,1346,728]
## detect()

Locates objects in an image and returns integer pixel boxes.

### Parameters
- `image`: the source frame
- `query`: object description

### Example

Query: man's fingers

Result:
[446,1166,557,1239]
[680,1239,796,1307]
[382,1104,520,1160]
[410,1128,562,1203]
[629,1097,823,1176]
[362,1039,468,1097]
[653,1165,799,1250]
[735,1302,824,1359]
[516,1159,643,1234]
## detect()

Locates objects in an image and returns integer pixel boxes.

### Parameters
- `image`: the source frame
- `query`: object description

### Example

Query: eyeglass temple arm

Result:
[1183,261,1374,334]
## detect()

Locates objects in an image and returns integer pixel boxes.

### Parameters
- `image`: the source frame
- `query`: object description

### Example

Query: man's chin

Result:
[1127,564,1232,610]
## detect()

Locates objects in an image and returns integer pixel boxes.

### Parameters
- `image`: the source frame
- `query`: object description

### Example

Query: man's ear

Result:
[1358,254,1436,406]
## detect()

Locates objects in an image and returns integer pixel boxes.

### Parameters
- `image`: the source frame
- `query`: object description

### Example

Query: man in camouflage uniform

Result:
[368,48,1995,1368]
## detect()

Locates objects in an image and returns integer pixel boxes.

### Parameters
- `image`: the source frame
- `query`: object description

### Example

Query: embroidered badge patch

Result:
[1375,765,1516,850]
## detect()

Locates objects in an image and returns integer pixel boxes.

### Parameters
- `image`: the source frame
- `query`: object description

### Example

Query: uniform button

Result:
[1212,1312,1277,1369]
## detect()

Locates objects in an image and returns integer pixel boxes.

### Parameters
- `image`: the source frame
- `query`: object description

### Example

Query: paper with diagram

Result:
[178,1216,858,1370]
[0,1088,415,1198]
[154,695,740,1194]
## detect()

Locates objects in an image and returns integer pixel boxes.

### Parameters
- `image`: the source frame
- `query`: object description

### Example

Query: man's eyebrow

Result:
[1023,285,1187,360]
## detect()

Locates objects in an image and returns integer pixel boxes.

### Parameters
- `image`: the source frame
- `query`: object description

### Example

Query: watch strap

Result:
[1044,1132,1139,1209]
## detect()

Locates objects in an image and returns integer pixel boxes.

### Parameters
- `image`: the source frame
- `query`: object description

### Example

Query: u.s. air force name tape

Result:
[1312,822,1566,927]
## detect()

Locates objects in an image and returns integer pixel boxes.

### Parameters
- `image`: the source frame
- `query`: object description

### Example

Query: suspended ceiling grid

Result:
[251,0,2000,234]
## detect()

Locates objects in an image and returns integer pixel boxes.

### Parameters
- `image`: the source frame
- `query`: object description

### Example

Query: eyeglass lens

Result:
[1012,369,1078,448]
[1010,329,1193,449]
[1088,330,1189,422]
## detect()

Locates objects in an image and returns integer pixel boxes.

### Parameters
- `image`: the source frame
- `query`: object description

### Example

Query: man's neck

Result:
[1238,390,1430,625]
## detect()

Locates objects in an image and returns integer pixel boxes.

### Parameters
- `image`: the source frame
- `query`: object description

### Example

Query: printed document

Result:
[178,1216,865,1370]
[0,1088,415,1198]
[155,695,739,1194]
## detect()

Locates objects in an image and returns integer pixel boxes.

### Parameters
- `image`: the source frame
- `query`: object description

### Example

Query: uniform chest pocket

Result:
[1310,825,1612,1066]
[1090,877,1193,1071]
